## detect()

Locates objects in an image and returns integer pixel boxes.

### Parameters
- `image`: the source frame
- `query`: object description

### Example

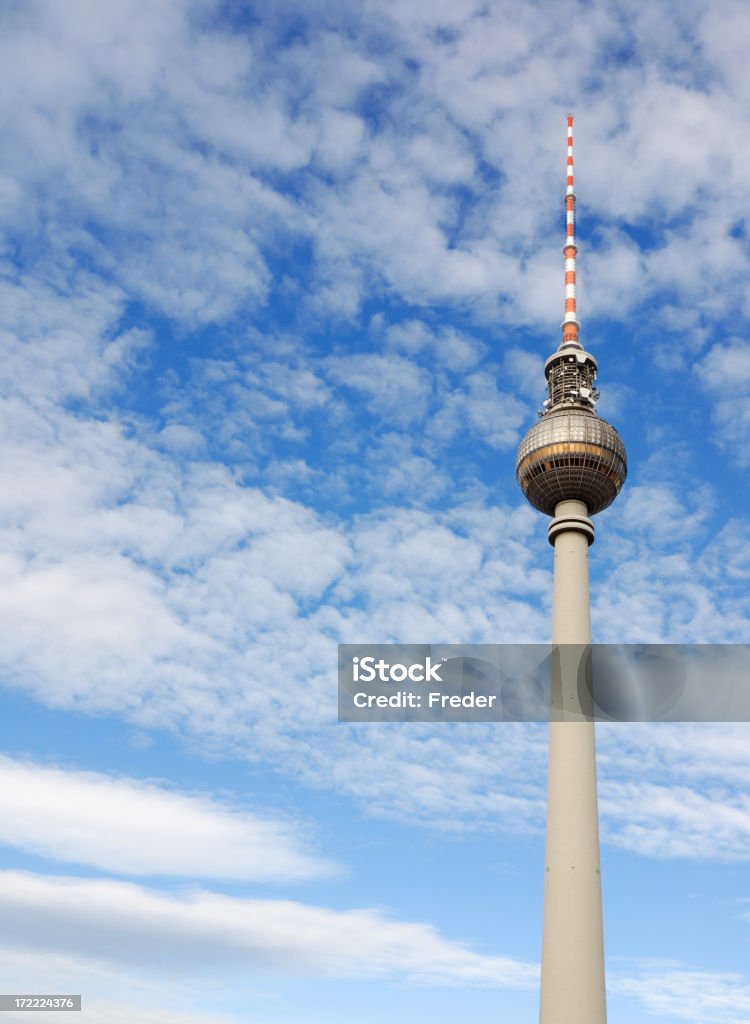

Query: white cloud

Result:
[2,0,750,332]
[2,268,750,851]
[500,349,544,402]
[428,372,527,449]
[59,1004,237,1024]
[701,338,750,465]
[0,2,302,325]
[0,757,332,881]
[592,723,750,862]
[599,724,750,790]
[611,963,750,1024]
[385,320,485,371]
[590,475,750,645]
[600,778,750,860]
[326,353,432,427]
[0,946,244,1024]
[618,483,713,542]
[0,274,142,403]
[0,871,538,988]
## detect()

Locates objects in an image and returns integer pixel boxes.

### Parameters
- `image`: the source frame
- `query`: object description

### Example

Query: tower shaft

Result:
[540,499,607,1023]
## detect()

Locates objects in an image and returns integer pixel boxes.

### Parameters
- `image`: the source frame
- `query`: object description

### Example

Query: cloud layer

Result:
[0,757,332,881]
[0,871,537,988]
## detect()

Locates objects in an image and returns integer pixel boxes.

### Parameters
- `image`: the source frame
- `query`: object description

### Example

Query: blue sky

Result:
[0,0,749,1021]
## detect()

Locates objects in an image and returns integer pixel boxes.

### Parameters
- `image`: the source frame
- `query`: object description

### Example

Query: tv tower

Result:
[515,117,627,1022]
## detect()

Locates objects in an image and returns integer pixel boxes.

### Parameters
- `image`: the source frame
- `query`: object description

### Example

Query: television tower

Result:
[515,117,627,1022]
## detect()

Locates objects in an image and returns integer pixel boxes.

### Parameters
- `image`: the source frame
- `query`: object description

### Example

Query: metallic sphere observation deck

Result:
[515,408,627,517]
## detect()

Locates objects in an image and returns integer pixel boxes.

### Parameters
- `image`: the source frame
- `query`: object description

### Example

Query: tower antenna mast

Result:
[563,114,580,347]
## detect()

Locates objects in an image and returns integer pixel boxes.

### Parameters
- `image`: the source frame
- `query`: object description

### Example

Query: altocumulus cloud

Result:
[0,0,750,879]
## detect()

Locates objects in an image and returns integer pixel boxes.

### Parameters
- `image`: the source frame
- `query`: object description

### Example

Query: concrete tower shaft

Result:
[541,497,607,1024]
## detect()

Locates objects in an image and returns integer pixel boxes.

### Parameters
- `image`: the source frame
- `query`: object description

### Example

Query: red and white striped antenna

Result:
[562,114,580,348]
[539,116,599,413]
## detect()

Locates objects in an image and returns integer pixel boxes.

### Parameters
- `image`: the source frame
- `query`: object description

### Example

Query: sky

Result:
[0,0,749,1021]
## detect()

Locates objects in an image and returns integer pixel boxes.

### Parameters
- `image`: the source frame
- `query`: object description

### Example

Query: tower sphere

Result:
[516,408,627,516]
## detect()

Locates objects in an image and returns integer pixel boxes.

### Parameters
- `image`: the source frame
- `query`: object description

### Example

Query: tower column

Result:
[540,498,606,1024]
